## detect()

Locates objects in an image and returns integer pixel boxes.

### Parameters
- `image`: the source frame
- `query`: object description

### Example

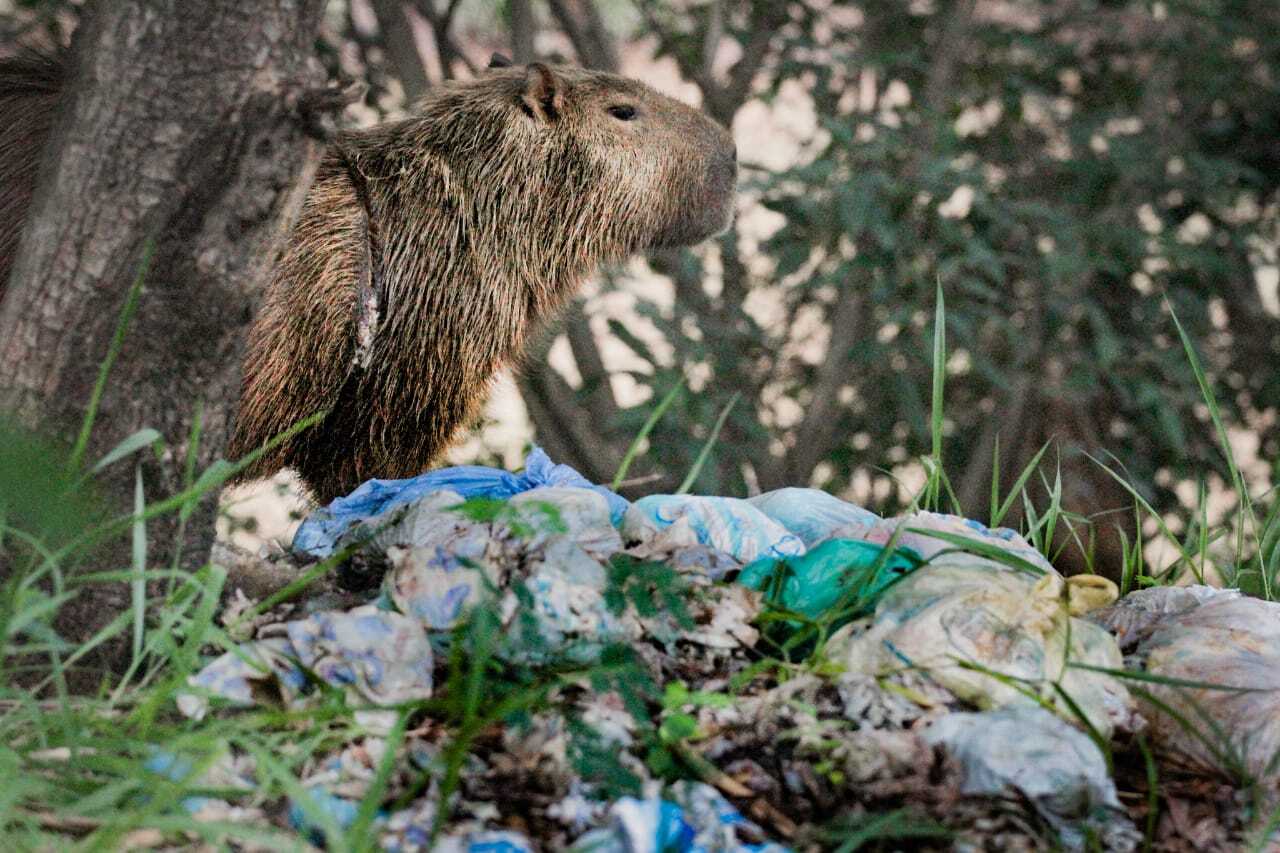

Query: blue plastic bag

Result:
[747,488,880,548]
[624,495,806,563]
[568,782,789,852]
[293,447,630,558]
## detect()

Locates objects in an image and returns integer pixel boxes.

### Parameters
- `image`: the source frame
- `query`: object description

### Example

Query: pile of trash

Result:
[184,448,1278,851]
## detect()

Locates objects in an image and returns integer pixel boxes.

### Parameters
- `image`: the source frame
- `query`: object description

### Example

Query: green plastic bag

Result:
[737,539,922,621]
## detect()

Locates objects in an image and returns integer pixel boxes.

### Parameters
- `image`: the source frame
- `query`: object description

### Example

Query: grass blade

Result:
[69,239,155,474]
[131,464,146,664]
[611,377,685,490]
[89,428,162,477]
[928,279,946,509]
[676,392,739,495]
[992,440,1052,528]
[1167,300,1262,596]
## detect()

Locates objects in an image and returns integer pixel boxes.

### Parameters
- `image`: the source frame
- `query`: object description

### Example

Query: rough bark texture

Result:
[0,0,329,675]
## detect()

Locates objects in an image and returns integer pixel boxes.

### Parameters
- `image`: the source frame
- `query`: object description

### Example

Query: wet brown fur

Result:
[0,52,63,300]
[0,58,736,502]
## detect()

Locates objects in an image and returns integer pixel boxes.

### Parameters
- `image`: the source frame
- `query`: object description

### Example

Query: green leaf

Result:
[90,428,163,476]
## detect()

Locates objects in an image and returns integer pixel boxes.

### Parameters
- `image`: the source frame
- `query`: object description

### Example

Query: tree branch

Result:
[515,336,618,484]
[707,1,788,125]
[412,0,475,79]
[563,302,623,441]
[546,0,619,71]
[784,292,869,485]
[508,0,536,64]
[920,0,977,132]
[367,0,431,103]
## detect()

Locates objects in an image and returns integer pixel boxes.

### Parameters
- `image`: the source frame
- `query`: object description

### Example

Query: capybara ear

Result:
[488,52,512,69]
[520,62,563,122]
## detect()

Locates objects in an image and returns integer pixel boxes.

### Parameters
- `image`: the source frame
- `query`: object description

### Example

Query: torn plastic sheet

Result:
[293,447,630,558]
[834,558,1133,737]
[924,706,1139,852]
[290,787,538,852]
[142,744,256,817]
[502,536,647,660]
[568,781,790,852]
[377,487,627,641]
[624,495,806,564]
[380,490,496,631]
[374,495,647,656]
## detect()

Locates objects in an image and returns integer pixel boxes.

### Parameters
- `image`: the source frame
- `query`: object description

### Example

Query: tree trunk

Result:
[509,0,536,64]
[368,0,431,104]
[0,0,330,677]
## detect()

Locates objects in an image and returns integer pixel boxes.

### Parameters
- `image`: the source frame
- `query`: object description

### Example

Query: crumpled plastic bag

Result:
[508,487,625,558]
[379,487,623,632]
[504,536,647,660]
[836,510,1055,575]
[923,706,1139,852]
[143,743,258,817]
[624,495,806,564]
[380,491,496,630]
[364,486,645,658]
[623,510,743,582]
[568,781,788,852]
[291,786,534,852]
[422,830,535,853]
[179,605,433,724]
[1112,591,1280,782]
[293,447,630,558]
[287,786,365,842]
[834,557,1133,737]
[377,789,533,853]
[737,539,922,621]
[747,487,880,548]
[1089,584,1240,649]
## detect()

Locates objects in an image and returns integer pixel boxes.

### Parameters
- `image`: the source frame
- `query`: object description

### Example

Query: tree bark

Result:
[0,0,330,674]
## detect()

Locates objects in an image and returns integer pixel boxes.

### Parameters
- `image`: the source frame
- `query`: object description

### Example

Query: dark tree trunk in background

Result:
[509,0,536,64]
[368,0,431,103]
[0,0,330,669]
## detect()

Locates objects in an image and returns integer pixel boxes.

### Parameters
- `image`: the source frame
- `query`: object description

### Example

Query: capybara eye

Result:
[607,104,638,121]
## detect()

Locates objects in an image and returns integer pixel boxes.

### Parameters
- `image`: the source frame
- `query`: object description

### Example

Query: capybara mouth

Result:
[649,142,737,249]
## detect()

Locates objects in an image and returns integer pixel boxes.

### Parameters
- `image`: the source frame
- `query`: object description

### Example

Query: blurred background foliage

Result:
[3,0,1277,575]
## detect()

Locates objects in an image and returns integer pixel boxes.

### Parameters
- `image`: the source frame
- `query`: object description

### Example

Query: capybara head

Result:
[501,62,739,251]
[386,60,738,267]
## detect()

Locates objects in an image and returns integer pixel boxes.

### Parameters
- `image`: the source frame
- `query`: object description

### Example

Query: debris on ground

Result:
[1095,587,1280,783]
[830,555,1135,738]
[179,447,1276,851]
[922,706,1140,850]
